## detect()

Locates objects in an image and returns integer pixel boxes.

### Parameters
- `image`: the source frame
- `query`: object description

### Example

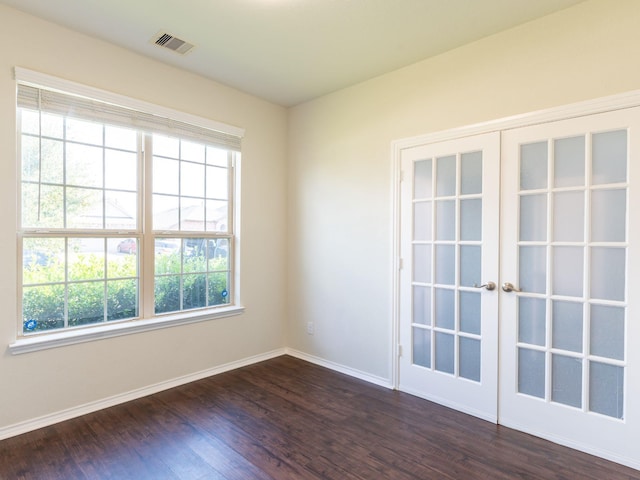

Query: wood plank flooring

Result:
[1,355,638,479]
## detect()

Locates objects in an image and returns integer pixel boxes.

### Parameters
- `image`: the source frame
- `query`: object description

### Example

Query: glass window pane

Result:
[66,144,103,188]
[435,200,455,241]
[67,187,104,229]
[460,199,481,241]
[518,297,546,346]
[436,155,456,197]
[66,118,103,145]
[413,201,432,241]
[460,245,481,288]
[68,238,105,281]
[182,162,205,198]
[206,146,229,167]
[22,284,65,332]
[459,337,481,382]
[154,239,181,275]
[153,134,180,158]
[552,355,582,408]
[461,151,482,195]
[590,305,624,360]
[435,245,455,286]
[592,130,627,185]
[68,281,105,327]
[554,136,585,188]
[180,197,205,231]
[208,272,230,306]
[206,200,229,233]
[434,288,455,330]
[520,142,547,190]
[459,291,480,335]
[414,159,433,199]
[181,140,206,163]
[206,166,228,200]
[591,247,625,301]
[552,300,583,353]
[590,362,624,419]
[22,184,64,229]
[107,279,138,320]
[207,239,229,271]
[105,191,137,230]
[552,247,583,298]
[183,274,207,310]
[435,332,455,374]
[155,274,181,314]
[519,246,546,294]
[553,191,584,242]
[413,244,431,284]
[520,194,547,241]
[23,237,65,284]
[591,189,626,242]
[412,327,431,368]
[153,157,180,195]
[153,194,179,231]
[105,125,137,151]
[105,150,137,192]
[413,285,431,326]
[518,348,545,399]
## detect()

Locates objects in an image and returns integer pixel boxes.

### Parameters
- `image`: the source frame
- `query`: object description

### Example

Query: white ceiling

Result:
[1,0,585,106]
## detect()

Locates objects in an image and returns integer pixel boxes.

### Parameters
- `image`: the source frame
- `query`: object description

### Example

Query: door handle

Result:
[473,281,496,291]
[502,282,522,293]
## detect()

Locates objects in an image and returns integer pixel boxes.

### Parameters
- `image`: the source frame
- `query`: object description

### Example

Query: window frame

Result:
[10,68,245,354]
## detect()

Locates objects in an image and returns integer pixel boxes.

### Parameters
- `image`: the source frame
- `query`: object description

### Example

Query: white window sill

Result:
[9,305,245,355]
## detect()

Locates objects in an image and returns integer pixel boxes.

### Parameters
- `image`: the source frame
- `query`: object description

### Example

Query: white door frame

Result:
[390,88,640,470]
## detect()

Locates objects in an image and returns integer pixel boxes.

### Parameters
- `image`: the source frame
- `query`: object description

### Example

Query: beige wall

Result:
[0,5,288,430]
[287,0,640,379]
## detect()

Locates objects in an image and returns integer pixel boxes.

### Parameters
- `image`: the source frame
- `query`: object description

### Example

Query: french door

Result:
[398,132,500,422]
[398,107,640,468]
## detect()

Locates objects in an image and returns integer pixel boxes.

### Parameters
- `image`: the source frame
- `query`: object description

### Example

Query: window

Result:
[16,70,243,342]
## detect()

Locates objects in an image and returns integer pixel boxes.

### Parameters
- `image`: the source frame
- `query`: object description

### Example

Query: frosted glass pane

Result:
[552,247,583,298]
[590,304,624,360]
[435,332,455,374]
[591,247,625,301]
[553,191,584,242]
[413,201,432,241]
[414,159,433,199]
[436,155,456,197]
[552,300,583,353]
[591,189,626,242]
[592,130,627,185]
[519,297,546,346]
[520,194,547,241]
[461,151,482,195]
[435,245,455,286]
[435,288,455,330]
[413,327,431,368]
[590,362,624,419]
[460,245,481,288]
[436,200,456,241]
[552,355,582,408]
[413,244,431,284]
[460,199,481,241]
[554,136,585,187]
[520,142,548,190]
[459,337,481,382]
[460,291,480,335]
[412,286,431,326]
[518,348,545,399]
[519,246,546,294]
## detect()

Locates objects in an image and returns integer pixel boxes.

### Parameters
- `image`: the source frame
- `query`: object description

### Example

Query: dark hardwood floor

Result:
[1,355,639,480]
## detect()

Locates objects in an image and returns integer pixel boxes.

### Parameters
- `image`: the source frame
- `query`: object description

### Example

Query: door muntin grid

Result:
[412,151,484,382]
[516,131,627,419]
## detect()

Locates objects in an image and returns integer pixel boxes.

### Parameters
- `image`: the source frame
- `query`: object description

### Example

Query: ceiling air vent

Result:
[151,31,195,55]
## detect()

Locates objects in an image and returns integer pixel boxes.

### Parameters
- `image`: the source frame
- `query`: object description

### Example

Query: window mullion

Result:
[141,133,155,319]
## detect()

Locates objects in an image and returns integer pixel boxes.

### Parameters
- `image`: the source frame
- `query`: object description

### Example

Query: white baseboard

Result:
[285,348,393,389]
[0,347,287,441]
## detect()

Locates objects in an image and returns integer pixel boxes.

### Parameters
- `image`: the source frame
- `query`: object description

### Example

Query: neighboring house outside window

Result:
[15,69,243,348]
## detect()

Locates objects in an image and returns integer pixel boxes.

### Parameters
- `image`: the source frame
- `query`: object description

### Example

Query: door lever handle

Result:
[502,282,522,293]
[473,281,496,291]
